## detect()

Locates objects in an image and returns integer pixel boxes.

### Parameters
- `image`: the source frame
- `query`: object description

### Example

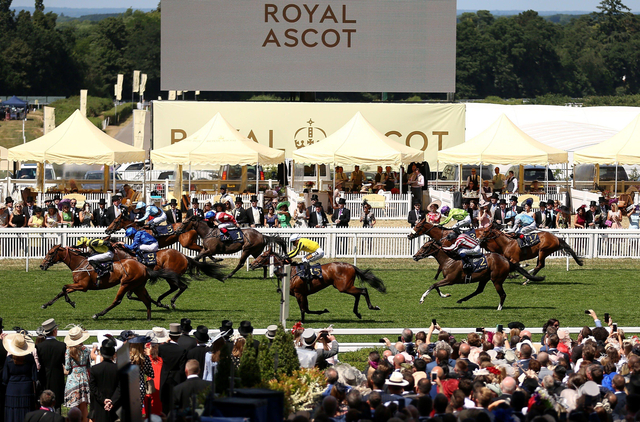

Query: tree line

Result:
[0,0,638,102]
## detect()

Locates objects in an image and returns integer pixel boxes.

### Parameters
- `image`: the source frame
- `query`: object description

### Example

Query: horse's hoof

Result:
[92,314,99,320]
[522,281,528,286]
[456,299,464,304]
[497,305,503,311]
[444,294,451,298]
[323,308,329,313]
[213,258,224,263]
[171,303,177,310]
[356,314,362,319]
[419,299,424,304]
[41,304,47,309]
[70,302,76,308]
[370,306,380,310]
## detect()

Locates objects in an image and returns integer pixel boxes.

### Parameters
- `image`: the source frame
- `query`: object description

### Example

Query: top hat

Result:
[235,197,243,204]
[337,198,346,205]
[180,318,193,333]
[26,196,34,203]
[598,197,606,203]
[220,185,227,190]
[491,193,499,199]
[508,321,526,331]
[509,196,518,202]
[5,197,13,204]
[315,202,323,208]
[265,324,278,340]
[220,320,234,337]
[53,195,61,201]
[462,198,470,205]
[191,198,199,204]
[238,320,254,337]
[169,323,181,336]
[168,198,178,206]
[111,196,120,203]
[41,318,58,335]
[194,325,209,343]
[311,194,319,201]
[589,200,597,207]
[250,195,258,202]
[98,198,107,205]
[498,199,507,205]
[538,201,546,208]
[100,339,116,358]
[302,328,317,347]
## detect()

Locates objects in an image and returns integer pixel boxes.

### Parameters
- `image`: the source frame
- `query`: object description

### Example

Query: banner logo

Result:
[294,118,327,148]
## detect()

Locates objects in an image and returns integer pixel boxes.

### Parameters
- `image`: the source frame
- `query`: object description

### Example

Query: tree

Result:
[271,324,300,377]
[257,337,276,382]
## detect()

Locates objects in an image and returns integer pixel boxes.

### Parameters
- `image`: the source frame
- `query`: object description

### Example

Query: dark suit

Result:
[186,208,204,219]
[459,357,479,372]
[613,391,627,419]
[246,206,264,227]
[309,209,329,228]
[332,207,350,228]
[232,207,249,226]
[493,208,508,225]
[0,341,6,422]
[89,360,120,422]
[165,207,182,225]
[23,204,35,220]
[545,209,557,229]
[586,210,602,228]
[24,409,64,422]
[407,209,422,227]
[173,376,211,411]
[186,345,209,378]
[313,340,338,370]
[71,207,81,226]
[177,334,197,352]
[93,207,110,227]
[106,205,123,225]
[158,341,187,415]
[534,210,546,227]
[35,338,67,412]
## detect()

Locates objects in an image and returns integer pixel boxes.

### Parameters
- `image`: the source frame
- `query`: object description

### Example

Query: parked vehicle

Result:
[506,165,556,182]
[439,164,494,182]
[81,170,124,190]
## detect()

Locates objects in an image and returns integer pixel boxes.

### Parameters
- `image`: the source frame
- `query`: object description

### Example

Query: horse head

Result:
[105,213,131,235]
[176,215,197,235]
[249,247,272,270]
[408,218,431,240]
[413,240,440,261]
[40,244,63,270]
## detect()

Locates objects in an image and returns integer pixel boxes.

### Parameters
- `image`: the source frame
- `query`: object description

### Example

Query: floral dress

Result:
[64,347,91,408]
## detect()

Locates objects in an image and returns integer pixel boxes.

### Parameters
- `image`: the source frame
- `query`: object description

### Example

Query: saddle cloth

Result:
[138,252,157,266]
[221,228,244,243]
[296,264,323,280]
[94,261,113,273]
[152,224,174,237]
[518,233,540,248]
[470,255,488,272]
[463,228,476,238]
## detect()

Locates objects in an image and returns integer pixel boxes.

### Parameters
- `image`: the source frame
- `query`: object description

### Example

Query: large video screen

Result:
[161,0,456,93]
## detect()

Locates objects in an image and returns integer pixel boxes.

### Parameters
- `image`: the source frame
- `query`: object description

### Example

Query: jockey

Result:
[442,230,482,278]
[506,213,537,235]
[204,210,216,228]
[134,201,167,227]
[120,227,159,261]
[76,237,114,281]
[288,234,325,281]
[213,203,238,239]
[439,205,472,229]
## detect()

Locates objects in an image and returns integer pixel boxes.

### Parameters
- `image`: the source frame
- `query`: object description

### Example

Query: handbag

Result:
[605,220,612,227]
[144,377,156,395]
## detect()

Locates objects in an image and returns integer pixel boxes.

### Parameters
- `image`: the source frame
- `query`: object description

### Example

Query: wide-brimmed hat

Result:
[128,335,152,344]
[100,339,116,358]
[504,349,517,364]
[64,326,90,347]
[277,201,290,210]
[41,318,58,335]
[194,325,209,343]
[169,323,181,336]
[3,332,35,356]
[428,200,441,210]
[478,200,490,208]
[302,328,317,347]
[508,321,525,330]
[238,320,254,337]
[486,349,498,361]
[265,324,278,340]
[152,327,169,342]
[180,318,193,333]
[119,330,136,342]
[385,371,409,387]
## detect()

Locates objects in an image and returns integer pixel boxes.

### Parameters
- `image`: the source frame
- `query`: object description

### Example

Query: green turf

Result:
[2,258,638,335]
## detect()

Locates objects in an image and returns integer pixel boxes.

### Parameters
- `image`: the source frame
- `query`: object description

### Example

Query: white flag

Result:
[43,106,55,134]
[133,109,147,149]
[195,91,200,95]
[168,90,176,101]
[80,89,88,117]
[133,70,141,93]
[116,74,124,101]
[140,73,148,96]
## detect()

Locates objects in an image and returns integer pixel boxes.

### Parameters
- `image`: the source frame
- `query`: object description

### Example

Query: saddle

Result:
[296,263,323,281]
[151,224,174,237]
[463,228,477,238]
[461,254,488,280]
[517,233,540,249]
[219,227,244,244]
[136,251,157,266]
[90,261,113,278]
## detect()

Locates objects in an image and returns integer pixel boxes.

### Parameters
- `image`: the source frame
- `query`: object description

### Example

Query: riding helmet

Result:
[125,227,137,237]
[289,233,301,243]
[440,205,450,215]
[205,211,215,220]
[135,202,146,210]
[446,231,458,242]
[76,237,89,247]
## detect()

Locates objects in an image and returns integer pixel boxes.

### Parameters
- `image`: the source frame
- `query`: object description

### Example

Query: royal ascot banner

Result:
[80,90,88,117]
[43,106,55,135]
[152,102,465,168]
[133,110,147,150]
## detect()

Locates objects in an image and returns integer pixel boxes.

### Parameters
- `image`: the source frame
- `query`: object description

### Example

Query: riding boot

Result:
[462,257,474,284]
[304,262,312,291]
[89,262,106,286]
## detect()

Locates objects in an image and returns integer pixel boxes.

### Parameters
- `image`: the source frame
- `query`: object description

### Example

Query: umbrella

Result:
[63,193,86,208]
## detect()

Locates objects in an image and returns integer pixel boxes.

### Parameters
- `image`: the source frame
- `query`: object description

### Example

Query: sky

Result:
[8,0,640,13]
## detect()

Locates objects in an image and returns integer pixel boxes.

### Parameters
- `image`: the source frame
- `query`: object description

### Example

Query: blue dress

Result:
[266,214,277,228]
[2,354,37,422]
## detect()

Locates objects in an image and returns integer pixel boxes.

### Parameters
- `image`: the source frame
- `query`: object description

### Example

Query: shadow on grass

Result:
[438,305,556,310]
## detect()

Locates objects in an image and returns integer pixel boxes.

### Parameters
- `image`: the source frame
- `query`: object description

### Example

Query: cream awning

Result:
[292,112,424,167]
[438,114,568,165]
[0,146,11,171]
[8,110,145,165]
[573,114,640,165]
[150,112,284,165]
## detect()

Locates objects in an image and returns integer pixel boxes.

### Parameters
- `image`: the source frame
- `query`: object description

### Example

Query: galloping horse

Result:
[40,245,181,320]
[112,245,224,309]
[250,247,386,322]
[407,218,456,280]
[176,215,288,280]
[475,222,584,281]
[105,214,202,252]
[412,240,544,310]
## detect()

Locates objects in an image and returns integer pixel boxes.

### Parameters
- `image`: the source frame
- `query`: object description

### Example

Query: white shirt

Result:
[252,207,261,224]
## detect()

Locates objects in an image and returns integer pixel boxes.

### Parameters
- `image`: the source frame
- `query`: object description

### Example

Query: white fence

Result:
[342,193,411,220]
[2,227,640,271]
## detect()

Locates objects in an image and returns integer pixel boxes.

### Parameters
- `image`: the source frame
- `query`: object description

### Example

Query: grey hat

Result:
[302,328,317,347]
[41,318,58,335]
[169,323,181,336]
[265,324,278,340]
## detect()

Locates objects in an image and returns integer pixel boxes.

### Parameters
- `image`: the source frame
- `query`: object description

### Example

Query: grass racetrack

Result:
[2,257,638,334]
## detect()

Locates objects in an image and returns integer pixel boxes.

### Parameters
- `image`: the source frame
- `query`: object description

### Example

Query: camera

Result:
[378,338,386,343]
[431,372,437,382]
[475,328,483,333]
[497,324,503,333]
[432,318,437,325]
[397,336,402,342]
[613,324,618,332]
[584,310,590,314]
[604,313,610,323]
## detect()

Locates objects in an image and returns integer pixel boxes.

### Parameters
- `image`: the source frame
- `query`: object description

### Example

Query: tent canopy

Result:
[2,95,27,108]
[8,109,145,165]
[151,112,284,166]
[573,114,640,165]
[438,114,568,165]
[0,145,12,171]
[292,112,424,167]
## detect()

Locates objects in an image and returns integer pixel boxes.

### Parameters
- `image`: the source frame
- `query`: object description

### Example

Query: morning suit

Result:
[246,206,265,227]
[165,207,182,225]
[23,409,64,422]
[186,208,204,219]
[232,207,249,227]
[177,334,197,352]
[493,208,508,226]
[308,209,329,228]
[186,345,209,378]
[173,376,211,411]
[35,338,66,412]
[158,341,187,415]
[93,207,110,227]
[407,209,423,227]
[332,208,351,228]
[89,360,120,422]
[106,205,123,226]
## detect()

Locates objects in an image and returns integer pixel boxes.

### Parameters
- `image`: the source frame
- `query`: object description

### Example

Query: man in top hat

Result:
[332,198,350,228]
[23,196,35,219]
[219,185,234,210]
[534,201,547,228]
[186,198,204,219]
[493,199,509,226]
[186,326,210,378]
[173,360,211,412]
[247,195,264,227]
[407,202,423,228]
[598,197,610,228]
[35,318,67,413]
[238,321,260,354]
[306,194,320,216]
[232,197,248,227]
[586,200,602,229]
[177,318,197,351]
[544,201,557,229]
[158,323,187,416]
[265,324,278,345]
[106,194,123,226]
[164,199,182,225]
[507,196,522,224]
[309,201,329,228]
[302,328,339,370]
[92,198,110,227]
[5,197,14,214]
[89,340,120,422]
[489,192,500,216]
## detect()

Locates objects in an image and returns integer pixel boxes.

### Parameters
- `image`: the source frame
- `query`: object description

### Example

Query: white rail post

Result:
[353,233,357,266]
[280,264,290,327]
[25,233,29,272]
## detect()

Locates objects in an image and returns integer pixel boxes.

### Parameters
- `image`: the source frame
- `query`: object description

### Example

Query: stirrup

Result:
[464,274,473,284]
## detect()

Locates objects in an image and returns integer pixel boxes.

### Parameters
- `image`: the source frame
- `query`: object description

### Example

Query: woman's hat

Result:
[194,325,210,343]
[152,327,169,342]
[3,332,35,356]
[238,320,254,337]
[33,206,42,213]
[478,200,490,208]
[277,201,290,210]
[302,328,317,347]
[385,371,409,387]
[128,335,151,344]
[428,200,441,210]
[265,324,278,340]
[64,326,90,347]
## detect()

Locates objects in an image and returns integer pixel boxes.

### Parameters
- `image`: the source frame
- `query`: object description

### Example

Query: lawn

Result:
[0,111,43,149]
[2,257,638,337]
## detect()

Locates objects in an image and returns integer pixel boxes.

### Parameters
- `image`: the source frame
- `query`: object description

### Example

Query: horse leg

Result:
[294,293,306,323]
[299,292,329,316]
[132,286,154,321]
[420,278,454,304]
[523,251,549,285]
[456,279,490,304]
[169,281,189,309]
[42,286,70,309]
[493,280,507,311]
[360,287,381,311]
[223,250,251,281]
[93,285,129,320]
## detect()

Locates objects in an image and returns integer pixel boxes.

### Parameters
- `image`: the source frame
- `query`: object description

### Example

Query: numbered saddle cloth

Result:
[152,224,174,237]
[221,228,244,243]
[518,233,540,248]
[470,255,488,272]
[297,264,323,280]
[139,252,157,266]
[463,228,476,238]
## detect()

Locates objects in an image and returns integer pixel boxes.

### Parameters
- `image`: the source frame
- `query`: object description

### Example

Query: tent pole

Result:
[545,163,549,198]
[188,163,192,195]
[480,162,483,192]
[458,164,461,192]
[332,162,335,194]
[256,160,259,195]
[399,166,403,195]
[615,162,618,197]
[435,160,439,190]
[113,164,116,193]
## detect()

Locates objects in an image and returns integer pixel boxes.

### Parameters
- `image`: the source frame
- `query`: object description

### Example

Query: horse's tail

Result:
[511,263,545,282]
[558,237,584,266]
[265,235,288,254]
[147,268,182,286]
[186,256,225,282]
[353,266,387,294]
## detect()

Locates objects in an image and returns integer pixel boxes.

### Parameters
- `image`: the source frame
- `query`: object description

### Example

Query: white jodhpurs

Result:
[139,243,159,253]
[301,248,324,263]
[87,251,114,263]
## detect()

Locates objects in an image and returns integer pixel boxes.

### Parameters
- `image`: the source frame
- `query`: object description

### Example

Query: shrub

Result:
[238,334,261,388]
[102,102,133,124]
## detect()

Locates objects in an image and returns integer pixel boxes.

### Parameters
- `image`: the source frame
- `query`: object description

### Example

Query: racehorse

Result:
[475,222,584,282]
[111,245,224,309]
[412,239,545,310]
[250,247,386,322]
[176,215,288,281]
[407,218,452,242]
[105,213,202,252]
[40,245,181,320]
